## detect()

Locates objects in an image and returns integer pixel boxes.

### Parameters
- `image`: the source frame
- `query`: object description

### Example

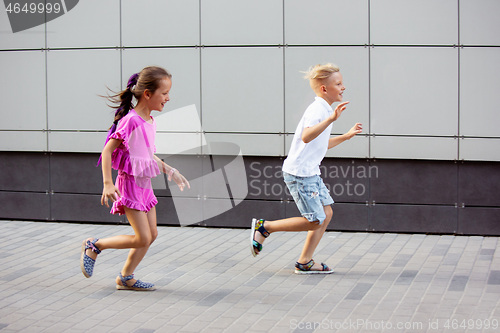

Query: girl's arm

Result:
[328,123,362,149]
[153,155,191,191]
[101,138,122,207]
[153,155,174,174]
[302,101,349,143]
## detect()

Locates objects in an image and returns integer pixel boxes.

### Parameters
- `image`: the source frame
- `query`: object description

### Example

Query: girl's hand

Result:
[330,101,350,122]
[101,182,121,207]
[169,169,191,192]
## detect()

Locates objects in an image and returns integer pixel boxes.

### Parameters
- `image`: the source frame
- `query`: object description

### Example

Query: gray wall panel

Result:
[284,47,370,135]
[460,0,500,45]
[0,152,49,192]
[0,192,50,221]
[200,0,282,45]
[458,207,500,235]
[371,0,458,45]
[51,193,124,223]
[322,159,371,204]
[46,0,120,48]
[0,51,46,131]
[50,153,105,194]
[246,156,287,201]
[460,48,500,138]
[203,199,285,229]
[47,49,120,131]
[371,205,457,234]
[122,0,200,47]
[156,197,180,226]
[459,161,500,207]
[201,47,283,133]
[371,47,458,136]
[284,0,368,45]
[329,203,370,232]
[285,202,371,233]
[371,160,458,205]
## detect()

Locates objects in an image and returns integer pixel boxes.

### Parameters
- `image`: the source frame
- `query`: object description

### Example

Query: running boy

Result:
[251,63,362,274]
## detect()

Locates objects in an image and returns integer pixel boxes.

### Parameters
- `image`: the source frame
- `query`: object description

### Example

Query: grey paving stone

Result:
[396,270,419,285]
[345,283,373,301]
[487,270,500,285]
[448,275,469,291]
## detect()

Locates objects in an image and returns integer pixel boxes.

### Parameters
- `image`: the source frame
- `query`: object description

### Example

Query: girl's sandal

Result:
[80,238,101,278]
[250,218,270,257]
[116,273,156,291]
[294,259,334,275]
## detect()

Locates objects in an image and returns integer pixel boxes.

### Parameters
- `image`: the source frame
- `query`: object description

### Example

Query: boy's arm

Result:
[302,101,349,143]
[328,123,363,149]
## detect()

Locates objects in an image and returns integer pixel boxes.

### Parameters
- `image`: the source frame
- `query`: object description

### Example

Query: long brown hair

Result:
[97,66,172,165]
[107,66,172,126]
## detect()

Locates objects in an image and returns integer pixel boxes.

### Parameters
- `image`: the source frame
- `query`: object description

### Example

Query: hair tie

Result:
[127,73,139,90]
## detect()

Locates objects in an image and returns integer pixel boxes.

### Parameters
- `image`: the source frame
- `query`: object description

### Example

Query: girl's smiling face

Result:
[147,77,172,111]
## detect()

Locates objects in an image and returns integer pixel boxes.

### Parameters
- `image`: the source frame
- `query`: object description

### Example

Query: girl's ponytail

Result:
[110,72,139,129]
[97,72,139,165]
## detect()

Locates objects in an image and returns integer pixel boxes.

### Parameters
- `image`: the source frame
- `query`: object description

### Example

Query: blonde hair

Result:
[303,63,340,80]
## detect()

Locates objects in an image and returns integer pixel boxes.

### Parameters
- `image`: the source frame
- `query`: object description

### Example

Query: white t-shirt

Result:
[282,97,333,177]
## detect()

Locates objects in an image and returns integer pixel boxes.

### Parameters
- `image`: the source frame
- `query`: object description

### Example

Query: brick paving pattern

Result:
[0,221,499,332]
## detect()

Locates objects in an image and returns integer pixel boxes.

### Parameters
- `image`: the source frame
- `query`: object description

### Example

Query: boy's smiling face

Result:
[319,72,345,105]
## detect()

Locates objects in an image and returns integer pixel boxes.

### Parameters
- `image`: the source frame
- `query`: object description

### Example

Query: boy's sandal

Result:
[294,259,334,275]
[80,238,101,278]
[250,218,269,257]
[116,273,156,291]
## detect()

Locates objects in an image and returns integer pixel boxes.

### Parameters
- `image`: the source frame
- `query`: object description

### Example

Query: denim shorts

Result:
[283,172,334,224]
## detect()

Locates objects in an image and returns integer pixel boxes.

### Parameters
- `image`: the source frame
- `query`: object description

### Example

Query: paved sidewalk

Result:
[0,221,499,333]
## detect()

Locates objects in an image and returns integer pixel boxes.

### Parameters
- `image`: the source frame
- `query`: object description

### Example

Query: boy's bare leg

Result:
[297,205,333,269]
[253,216,321,249]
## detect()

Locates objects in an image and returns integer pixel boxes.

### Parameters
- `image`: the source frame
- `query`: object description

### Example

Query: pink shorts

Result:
[111,171,158,215]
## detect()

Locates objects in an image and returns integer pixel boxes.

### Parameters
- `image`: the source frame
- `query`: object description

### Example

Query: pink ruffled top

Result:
[109,110,160,178]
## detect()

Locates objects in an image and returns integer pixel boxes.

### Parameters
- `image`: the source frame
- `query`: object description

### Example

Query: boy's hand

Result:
[330,101,350,122]
[347,123,363,139]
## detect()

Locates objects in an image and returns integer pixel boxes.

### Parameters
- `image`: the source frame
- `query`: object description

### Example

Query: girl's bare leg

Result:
[86,207,155,255]
[116,207,158,286]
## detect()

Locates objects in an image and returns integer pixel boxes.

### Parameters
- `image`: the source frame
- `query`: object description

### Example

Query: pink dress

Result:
[109,110,161,215]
